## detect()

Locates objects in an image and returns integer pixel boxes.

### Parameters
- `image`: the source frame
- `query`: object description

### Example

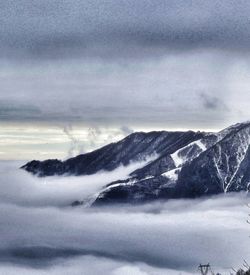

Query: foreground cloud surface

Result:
[0,161,249,274]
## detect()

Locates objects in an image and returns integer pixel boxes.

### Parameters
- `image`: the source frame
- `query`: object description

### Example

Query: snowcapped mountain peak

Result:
[217,121,250,140]
[93,121,250,205]
[21,121,250,205]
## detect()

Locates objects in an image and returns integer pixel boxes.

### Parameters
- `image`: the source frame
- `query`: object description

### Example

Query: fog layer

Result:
[0,161,249,274]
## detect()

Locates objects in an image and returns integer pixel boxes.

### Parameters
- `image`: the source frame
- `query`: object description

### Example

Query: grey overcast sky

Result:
[1,0,250,159]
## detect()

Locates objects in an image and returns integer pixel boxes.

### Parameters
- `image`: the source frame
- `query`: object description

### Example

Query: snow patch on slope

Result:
[170,139,207,167]
[162,168,180,181]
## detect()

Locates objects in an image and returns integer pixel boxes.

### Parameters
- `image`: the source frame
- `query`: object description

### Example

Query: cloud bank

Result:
[0,161,250,274]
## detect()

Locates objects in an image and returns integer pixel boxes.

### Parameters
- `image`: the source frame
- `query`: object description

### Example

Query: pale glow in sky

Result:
[0,124,131,160]
[0,120,242,160]
[0,122,222,160]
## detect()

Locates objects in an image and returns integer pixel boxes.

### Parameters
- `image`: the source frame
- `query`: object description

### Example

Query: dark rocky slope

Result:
[21,130,204,176]
[21,121,250,205]
[93,122,250,205]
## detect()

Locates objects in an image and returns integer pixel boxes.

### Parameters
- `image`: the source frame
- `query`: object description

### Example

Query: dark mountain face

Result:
[177,122,250,196]
[21,130,204,177]
[93,122,250,205]
[21,122,250,206]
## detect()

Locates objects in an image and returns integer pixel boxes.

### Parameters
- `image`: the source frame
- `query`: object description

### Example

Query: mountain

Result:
[21,121,250,205]
[21,130,205,176]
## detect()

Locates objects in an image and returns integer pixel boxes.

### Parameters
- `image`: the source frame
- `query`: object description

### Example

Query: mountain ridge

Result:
[21,121,250,205]
[21,130,205,177]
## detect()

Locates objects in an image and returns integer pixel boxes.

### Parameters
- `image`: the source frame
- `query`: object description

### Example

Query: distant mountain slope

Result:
[93,122,250,205]
[21,130,204,177]
[177,121,250,196]
[21,121,250,205]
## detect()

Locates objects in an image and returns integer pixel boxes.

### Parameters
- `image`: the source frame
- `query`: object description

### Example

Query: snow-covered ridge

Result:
[92,121,250,205]
[213,125,250,192]
[217,121,250,141]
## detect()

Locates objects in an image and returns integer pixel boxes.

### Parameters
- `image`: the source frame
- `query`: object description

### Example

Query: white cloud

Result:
[0,159,155,206]
[0,161,249,274]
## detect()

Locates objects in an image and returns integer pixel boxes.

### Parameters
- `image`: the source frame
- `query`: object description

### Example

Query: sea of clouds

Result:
[0,161,250,275]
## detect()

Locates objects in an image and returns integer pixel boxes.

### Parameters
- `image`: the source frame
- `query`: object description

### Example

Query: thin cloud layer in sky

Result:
[1,0,250,58]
